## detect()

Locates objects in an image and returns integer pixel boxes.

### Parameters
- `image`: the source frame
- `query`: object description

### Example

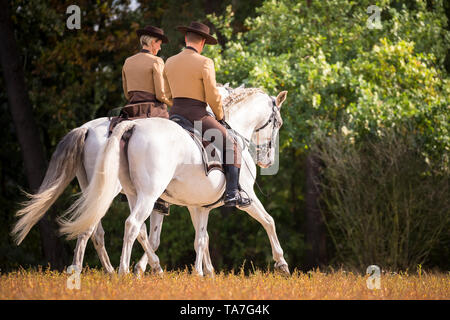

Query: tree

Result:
[0,0,69,270]
[206,0,449,270]
[1,0,448,272]
[0,0,269,272]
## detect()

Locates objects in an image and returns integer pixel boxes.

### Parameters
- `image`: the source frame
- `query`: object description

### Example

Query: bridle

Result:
[220,95,280,199]
[254,96,279,133]
[239,96,280,198]
[226,96,280,152]
[253,96,280,153]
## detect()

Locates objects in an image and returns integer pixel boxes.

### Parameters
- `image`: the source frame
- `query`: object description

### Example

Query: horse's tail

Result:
[59,121,136,239]
[11,127,89,245]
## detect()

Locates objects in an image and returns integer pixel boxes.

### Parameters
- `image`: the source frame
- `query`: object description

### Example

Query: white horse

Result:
[59,87,290,276]
[11,86,233,275]
[10,116,166,274]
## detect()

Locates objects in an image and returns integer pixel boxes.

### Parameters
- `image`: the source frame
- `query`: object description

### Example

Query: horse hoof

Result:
[118,267,129,276]
[106,268,116,275]
[204,269,215,278]
[274,262,290,277]
[151,265,164,276]
[134,264,146,276]
[193,270,204,277]
[134,268,144,279]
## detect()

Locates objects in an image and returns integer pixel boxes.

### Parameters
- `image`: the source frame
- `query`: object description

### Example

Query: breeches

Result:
[170,100,241,168]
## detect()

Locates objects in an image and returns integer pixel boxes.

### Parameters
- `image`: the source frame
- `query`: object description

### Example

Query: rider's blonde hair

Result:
[140,35,157,47]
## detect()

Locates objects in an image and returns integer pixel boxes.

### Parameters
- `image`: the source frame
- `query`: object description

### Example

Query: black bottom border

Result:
[1,300,447,319]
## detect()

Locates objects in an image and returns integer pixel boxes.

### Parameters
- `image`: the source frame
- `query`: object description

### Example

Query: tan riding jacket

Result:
[163,48,223,120]
[122,52,173,106]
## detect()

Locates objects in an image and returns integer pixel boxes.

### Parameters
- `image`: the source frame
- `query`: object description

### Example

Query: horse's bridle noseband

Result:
[252,96,280,154]
[254,96,278,133]
[222,96,280,199]
[223,96,279,153]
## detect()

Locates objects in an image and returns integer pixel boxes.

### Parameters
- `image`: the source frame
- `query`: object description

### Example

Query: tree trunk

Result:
[0,0,68,270]
[304,153,327,270]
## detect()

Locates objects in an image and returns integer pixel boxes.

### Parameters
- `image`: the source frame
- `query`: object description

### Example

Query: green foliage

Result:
[204,0,449,270]
[206,0,449,162]
[314,130,449,270]
[0,0,281,272]
[1,0,143,272]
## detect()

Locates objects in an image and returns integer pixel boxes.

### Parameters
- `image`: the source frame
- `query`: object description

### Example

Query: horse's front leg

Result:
[148,210,165,252]
[202,232,215,277]
[240,192,290,276]
[188,206,211,277]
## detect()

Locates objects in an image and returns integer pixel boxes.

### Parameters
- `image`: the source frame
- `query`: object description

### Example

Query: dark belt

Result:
[170,98,208,123]
[128,91,158,104]
[172,97,207,108]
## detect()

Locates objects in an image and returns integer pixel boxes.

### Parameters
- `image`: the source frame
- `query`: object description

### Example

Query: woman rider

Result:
[120,25,172,214]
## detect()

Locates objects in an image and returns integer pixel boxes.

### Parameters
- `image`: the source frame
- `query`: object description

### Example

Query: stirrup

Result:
[223,190,252,208]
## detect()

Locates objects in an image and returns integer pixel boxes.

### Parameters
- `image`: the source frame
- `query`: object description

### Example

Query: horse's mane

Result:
[221,86,265,118]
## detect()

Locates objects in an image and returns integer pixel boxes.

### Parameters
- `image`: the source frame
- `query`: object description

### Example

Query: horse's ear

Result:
[276,91,288,107]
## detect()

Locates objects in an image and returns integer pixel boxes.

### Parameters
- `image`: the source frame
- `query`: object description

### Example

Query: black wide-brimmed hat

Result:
[136,25,169,44]
[176,21,217,45]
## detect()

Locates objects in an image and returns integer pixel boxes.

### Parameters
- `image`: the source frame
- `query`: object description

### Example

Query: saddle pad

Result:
[170,115,224,175]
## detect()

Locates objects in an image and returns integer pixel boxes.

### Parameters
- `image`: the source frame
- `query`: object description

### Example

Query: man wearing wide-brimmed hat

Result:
[164,21,251,208]
[119,25,173,214]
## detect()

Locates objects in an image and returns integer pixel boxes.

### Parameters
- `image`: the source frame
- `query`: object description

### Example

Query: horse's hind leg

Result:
[134,223,149,275]
[72,168,113,273]
[90,221,114,273]
[72,221,114,273]
[135,217,163,275]
[118,195,161,275]
[241,192,290,276]
[188,206,212,277]
[73,169,116,273]
[134,211,165,275]
[72,226,95,271]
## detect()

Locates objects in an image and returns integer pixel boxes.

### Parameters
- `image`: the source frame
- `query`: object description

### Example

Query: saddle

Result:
[108,106,246,209]
[169,114,250,209]
[169,114,224,175]
[108,101,168,136]
[108,104,235,176]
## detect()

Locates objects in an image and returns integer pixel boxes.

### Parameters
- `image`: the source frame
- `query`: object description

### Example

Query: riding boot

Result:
[154,197,170,216]
[223,164,252,208]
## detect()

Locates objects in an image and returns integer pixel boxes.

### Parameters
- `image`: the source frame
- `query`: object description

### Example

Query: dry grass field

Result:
[0,268,448,300]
